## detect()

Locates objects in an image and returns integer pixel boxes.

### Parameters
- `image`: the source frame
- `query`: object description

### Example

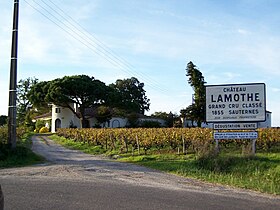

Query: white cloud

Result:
[16,0,104,66]
[248,44,280,76]
[206,71,242,85]
[19,27,51,63]
[271,87,280,92]
[237,28,250,35]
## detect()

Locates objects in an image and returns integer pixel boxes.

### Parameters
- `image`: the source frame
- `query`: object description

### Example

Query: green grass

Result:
[49,134,280,195]
[0,133,45,168]
[120,153,280,195]
[49,134,106,155]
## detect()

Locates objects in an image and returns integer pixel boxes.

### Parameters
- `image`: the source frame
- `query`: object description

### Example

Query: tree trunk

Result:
[81,118,87,128]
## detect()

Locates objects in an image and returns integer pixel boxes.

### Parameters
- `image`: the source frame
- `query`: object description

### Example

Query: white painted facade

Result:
[138,117,166,127]
[100,117,128,128]
[51,104,80,132]
[50,104,165,132]
[51,104,129,132]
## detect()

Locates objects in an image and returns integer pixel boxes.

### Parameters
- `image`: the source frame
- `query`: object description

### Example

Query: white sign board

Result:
[214,123,257,130]
[214,132,258,139]
[206,83,266,122]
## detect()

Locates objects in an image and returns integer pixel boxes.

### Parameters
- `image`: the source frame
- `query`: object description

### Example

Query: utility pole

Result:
[8,0,19,149]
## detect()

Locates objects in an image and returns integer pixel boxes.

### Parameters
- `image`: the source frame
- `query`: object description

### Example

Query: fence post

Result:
[215,139,219,153]
[182,135,186,155]
[252,139,256,155]
[136,135,140,155]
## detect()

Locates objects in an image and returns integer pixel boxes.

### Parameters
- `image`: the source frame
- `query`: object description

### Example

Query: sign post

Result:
[206,83,266,155]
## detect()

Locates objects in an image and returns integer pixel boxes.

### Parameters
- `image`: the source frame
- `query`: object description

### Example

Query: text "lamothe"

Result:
[211,93,260,103]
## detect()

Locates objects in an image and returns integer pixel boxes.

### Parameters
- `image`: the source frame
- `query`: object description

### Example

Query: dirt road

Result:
[0,135,279,210]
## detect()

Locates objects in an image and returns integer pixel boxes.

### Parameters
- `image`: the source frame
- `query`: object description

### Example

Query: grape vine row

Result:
[56,128,280,154]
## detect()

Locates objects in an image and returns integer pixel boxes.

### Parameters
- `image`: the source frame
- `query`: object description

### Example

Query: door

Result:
[55,118,61,131]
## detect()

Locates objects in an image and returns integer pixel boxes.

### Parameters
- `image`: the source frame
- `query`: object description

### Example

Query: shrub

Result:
[35,120,46,131]
[39,127,49,133]
[0,126,8,145]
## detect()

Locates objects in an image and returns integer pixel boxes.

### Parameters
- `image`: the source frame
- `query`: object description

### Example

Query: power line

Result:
[46,0,141,72]
[24,0,127,68]
[45,0,169,93]
[23,0,171,94]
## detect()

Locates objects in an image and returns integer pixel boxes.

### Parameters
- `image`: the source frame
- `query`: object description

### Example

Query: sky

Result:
[1,0,280,126]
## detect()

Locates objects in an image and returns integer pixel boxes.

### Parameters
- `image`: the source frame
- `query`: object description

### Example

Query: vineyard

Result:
[56,127,280,155]
[1,126,279,194]
[0,126,26,145]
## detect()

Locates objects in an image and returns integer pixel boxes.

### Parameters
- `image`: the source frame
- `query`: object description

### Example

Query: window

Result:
[55,108,61,113]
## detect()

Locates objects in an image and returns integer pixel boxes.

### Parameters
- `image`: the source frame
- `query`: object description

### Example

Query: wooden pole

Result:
[8,0,19,149]
[252,139,256,155]
[215,139,219,153]
[182,135,186,155]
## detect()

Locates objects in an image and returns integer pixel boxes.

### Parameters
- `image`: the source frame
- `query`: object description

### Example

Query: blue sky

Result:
[1,0,280,126]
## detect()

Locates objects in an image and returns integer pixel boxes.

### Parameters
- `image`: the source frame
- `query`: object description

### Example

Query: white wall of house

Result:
[138,117,166,127]
[50,104,167,132]
[51,104,129,132]
[110,117,128,128]
[181,118,194,128]
[181,118,212,128]
[51,104,81,132]
[83,117,128,128]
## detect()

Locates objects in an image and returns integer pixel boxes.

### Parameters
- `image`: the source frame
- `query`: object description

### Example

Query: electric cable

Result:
[23,0,171,94]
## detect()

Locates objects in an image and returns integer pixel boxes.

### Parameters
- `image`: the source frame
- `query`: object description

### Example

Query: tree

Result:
[184,61,206,127]
[28,75,151,128]
[0,115,7,126]
[180,104,197,127]
[151,111,173,127]
[27,81,50,109]
[171,112,182,128]
[95,106,113,127]
[45,75,108,128]
[27,80,52,128]
[127,112,139,128]
[109,77,150,114]
[17,77,39,124]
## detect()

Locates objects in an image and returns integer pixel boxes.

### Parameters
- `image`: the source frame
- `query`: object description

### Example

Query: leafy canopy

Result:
[109,77,150,114]
[28,75,150,128]
[183,61,206,127]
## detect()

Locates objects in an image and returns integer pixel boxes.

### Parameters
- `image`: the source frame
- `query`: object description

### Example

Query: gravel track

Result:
[1,135,279,206]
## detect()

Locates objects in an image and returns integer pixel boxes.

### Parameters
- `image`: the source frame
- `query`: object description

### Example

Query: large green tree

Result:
[28,75,108,128]
[17,77,39,124]
[184,61,206,127]
[109,77,150,114]
[47,75,108,128]
[28,75,151,128]
[27,81,50,109]
[151,111,173,127]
